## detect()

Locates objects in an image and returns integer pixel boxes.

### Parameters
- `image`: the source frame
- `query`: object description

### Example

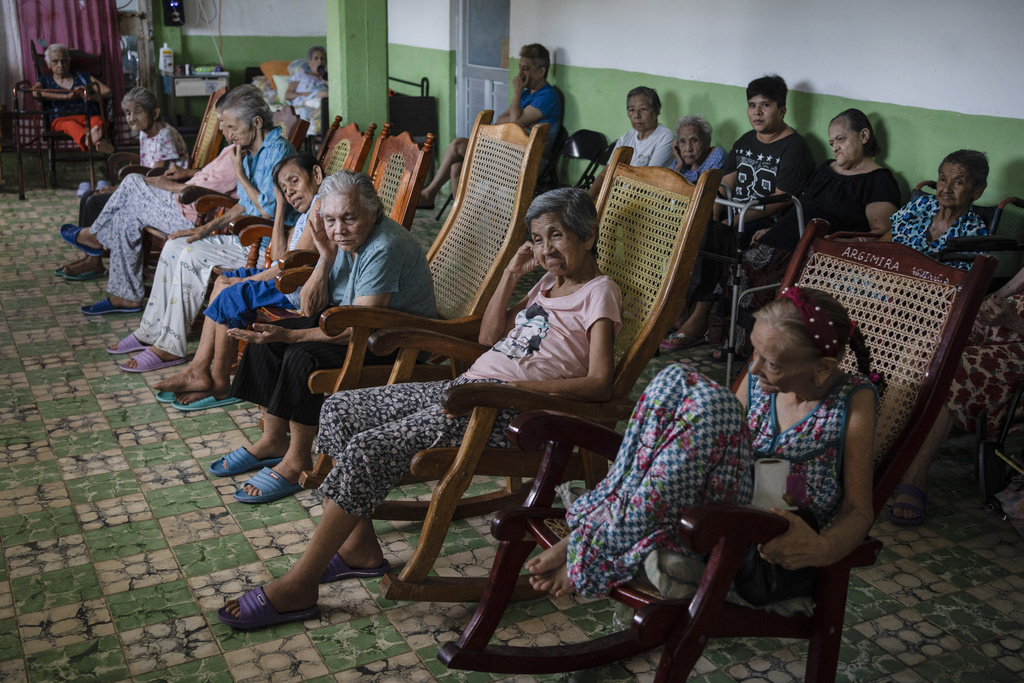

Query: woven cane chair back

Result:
[318,118,375,176]
[594,150,723,398]
[191,88,225,169]
[367,123,435,229]
[427,111,547,320]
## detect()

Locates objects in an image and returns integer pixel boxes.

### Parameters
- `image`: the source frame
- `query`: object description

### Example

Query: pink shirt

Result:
[464,273,622,383]
[180,145,240,222]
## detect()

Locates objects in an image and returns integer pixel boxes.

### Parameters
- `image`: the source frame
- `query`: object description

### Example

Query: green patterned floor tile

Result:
[11,564,102,614]
[242,426,263,443]
[915,591,1022,644]
[496,596,559,629]
[0,618,21,662]
[133,655,232,682]
[833,628,907,680]
[205,608,306,652]
[702,636,784,669]
[122,440,193,469]
[844,575,907,625]
[0,384,35,409]
[910,544,1009,589]
[83,519,167,562]
[49,429,120,458]
[0,420,47,446]
[104,403,169,430]
[0,506,80,545]
[106,579,200,631]
[170,412,239,440]
[172,533,260,578]
[74,346,119,364]
[406,519,490,557]
[0,459,61,492]
[416,644,503,682]
[87,371,149,395]
[0,358,24,374]
[559,599,623,638]
[0,278,37,291]
[8,316,59,334]
[912,646,1020,682]
[17,338,72,355]
[263,553,302,580]
[65,470,142,505]
[387,482,432,501]
[144,481,222,518]
[25,634,129,683]
[36,394,102,420]
[3,295,47,310]
[230,496,313,531]
[310,613,410,671]
[25,365,84,386]
[925,505,1004,542]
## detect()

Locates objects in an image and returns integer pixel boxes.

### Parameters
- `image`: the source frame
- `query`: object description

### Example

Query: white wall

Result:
[387,0,453,50]
[180,0,325,36]
[511,0,1024,119]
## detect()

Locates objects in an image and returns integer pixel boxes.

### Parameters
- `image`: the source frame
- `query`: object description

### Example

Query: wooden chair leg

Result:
[298,452,335,488]
[804,566,851,683]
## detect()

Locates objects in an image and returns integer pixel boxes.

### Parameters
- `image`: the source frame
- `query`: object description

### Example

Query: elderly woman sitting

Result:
[882,149,988,268]
[529,288,878,607]
[102,85,296,369]
[285,46,329,135]
[211,170,438,503]
[217,187,622,628]
[588,86,676,198]
[669,114,727,184]
[32,43,114,155]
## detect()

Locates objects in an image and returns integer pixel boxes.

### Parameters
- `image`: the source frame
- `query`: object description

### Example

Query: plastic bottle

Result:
[159,43,174,74]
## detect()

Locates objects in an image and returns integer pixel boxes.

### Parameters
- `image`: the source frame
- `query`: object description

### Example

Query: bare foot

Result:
[91,126,115,155]
[526,537,576,597]
[211,433,290,476]
[891,485,927,521]
[154,366,213,395]
[60,255,102,276]
[221,575,318,619]
[242,461,303,497]
[75,229,103,251]
[120,346,181,370]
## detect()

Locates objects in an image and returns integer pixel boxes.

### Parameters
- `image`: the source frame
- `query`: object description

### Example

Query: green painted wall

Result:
[387,43,456,155]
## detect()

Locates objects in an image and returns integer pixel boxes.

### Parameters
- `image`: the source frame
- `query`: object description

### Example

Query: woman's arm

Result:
[478,243,537,346]
[231,146,269,217]
[509,317,617,401]
[88,76,112,99]
[994,267,1024,299]
[267,185,290,261]
[759,387,876,569]
[169,202,245,243]
[227,291,392,346]
[863,201,897,237]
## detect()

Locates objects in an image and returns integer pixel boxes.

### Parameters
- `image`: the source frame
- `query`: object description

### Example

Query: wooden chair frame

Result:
[438,220,996,681]
[329,153,723,604]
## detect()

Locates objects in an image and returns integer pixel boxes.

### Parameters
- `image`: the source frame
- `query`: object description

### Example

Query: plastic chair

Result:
[344,151,723,604]
[533,129,608,193]
[438,218,995,682]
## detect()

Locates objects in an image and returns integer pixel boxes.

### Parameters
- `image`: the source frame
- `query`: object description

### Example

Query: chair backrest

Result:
[317,116,376,176]
[190,87,225,170]
[272,105,310,149]
[31,40,105,82]
[366,122,435,229]
[563,130,609,162]
[593,147,722,399]
[426,110,547,321]
[911,181,1000,233]
[781,219,995,513]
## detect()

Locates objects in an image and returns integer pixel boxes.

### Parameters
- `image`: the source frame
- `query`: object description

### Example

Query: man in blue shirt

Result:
[417,43,562,208]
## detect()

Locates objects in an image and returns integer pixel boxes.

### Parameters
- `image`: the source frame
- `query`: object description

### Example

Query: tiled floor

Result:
[1,164,1023,682]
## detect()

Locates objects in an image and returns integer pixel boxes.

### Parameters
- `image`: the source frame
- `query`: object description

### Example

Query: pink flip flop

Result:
[106,334,150,355]
[120,348,185,373]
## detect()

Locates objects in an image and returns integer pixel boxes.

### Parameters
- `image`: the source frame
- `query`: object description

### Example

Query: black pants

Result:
[79,190,112,227]
[230,314,398,426]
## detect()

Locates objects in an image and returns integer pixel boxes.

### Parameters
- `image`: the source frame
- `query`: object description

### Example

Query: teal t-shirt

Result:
[328,216,437,319]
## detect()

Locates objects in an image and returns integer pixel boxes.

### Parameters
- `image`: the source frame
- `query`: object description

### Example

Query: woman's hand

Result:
[168,226,203,241]
[757,509,829,571]
[671,141,686,170]
[308,207,337,260]
[506,243,539,278]
[71,85,87,99]
[226,323,293,345]
[976,295,1020,329]
[229,145,247,181]
[751,227,769,244]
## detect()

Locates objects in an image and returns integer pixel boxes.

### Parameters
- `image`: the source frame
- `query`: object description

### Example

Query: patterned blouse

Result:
[139,123,189,169]
[889,195,987,269]
[747,373,876,528]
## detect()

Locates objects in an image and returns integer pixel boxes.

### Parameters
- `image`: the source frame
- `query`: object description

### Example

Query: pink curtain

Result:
[16,0,128,142]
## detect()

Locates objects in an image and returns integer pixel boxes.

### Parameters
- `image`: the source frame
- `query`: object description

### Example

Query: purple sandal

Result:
[216,586,318,630]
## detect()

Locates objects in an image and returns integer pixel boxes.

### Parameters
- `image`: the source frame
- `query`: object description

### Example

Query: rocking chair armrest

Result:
[828,231,882,242]
[507,410,624,459]
[357,315,484,345]
[280,249,319,270]
[677,503,790,555]
[368,327,489,362]
[178,185,227,206]
[239,224,273,247]
[116,165,149,180]
[442,382,636,422]
[229,215,273,236]
[145,167,168,177]
[489,506,568,543]
[276,266,313,293]
[196,194,239,214]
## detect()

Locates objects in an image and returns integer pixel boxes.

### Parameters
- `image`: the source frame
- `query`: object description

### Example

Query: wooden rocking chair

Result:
[438,219,996,681]
[349,152,723,603]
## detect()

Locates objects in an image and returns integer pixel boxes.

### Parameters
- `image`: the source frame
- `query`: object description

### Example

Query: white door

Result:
[456,0,510,138]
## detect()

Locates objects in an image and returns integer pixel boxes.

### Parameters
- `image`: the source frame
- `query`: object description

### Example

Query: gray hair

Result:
[220,84,273,131]
[675,115,712,146]
[627,86,661,116]
[940,149,989,190]
[525,187,599,254]
[307,45,326,61]
[319,170,384,223]
[44,43,69,62]
[121,87,159,118]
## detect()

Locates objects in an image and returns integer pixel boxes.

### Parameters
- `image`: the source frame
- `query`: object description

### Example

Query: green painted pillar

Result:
[325,0,389,134]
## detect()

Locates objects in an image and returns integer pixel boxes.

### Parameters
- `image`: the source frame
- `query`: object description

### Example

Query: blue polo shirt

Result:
[238,125,297,225]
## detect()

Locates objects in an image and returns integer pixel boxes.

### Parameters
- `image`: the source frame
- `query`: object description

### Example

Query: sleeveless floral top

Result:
[746,373,875,528]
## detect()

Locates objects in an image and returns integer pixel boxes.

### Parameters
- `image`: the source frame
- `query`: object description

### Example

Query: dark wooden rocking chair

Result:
[438,219,996,681]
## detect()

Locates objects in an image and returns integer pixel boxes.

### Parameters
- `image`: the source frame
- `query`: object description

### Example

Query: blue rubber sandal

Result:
[171,395,241,412]
[209,448,284,477]
[155,391,176,404]
[81,298,143,316]
[233,467,302,503]
[59,224,105,257]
